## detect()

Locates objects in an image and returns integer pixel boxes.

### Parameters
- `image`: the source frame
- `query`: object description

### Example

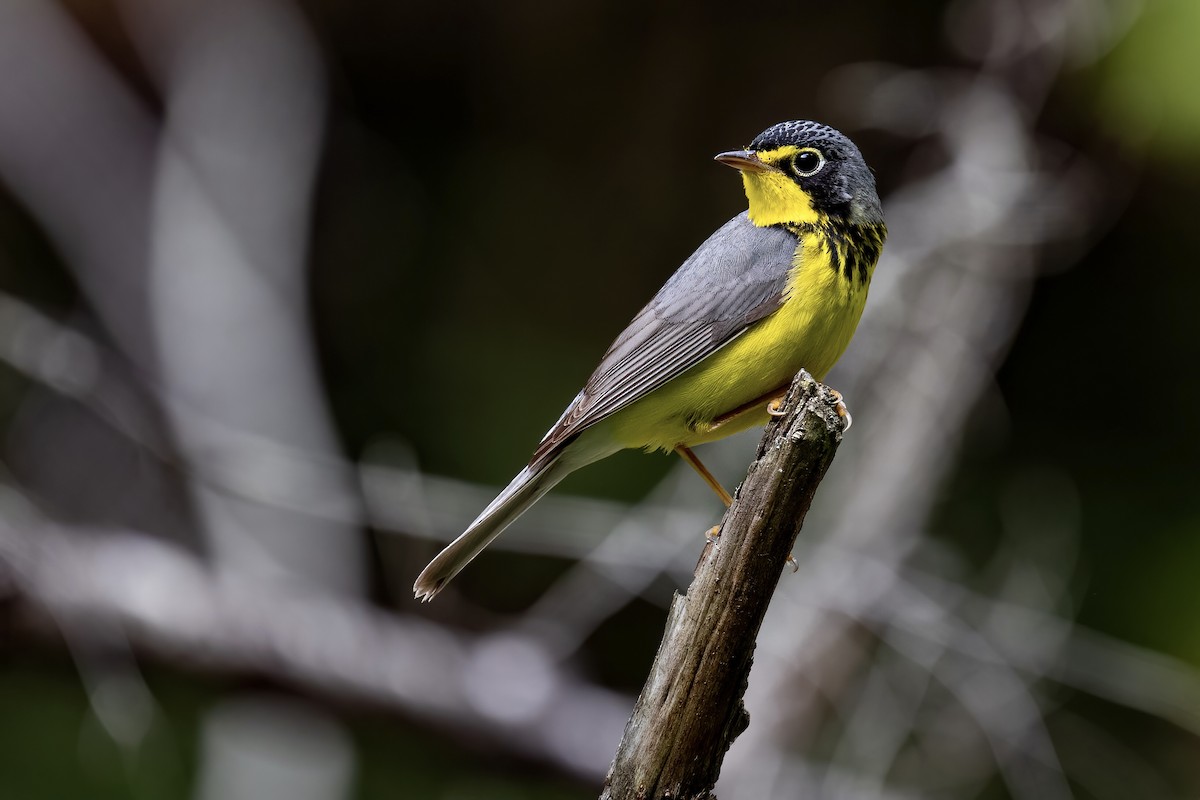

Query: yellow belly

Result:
[591,241,870,453]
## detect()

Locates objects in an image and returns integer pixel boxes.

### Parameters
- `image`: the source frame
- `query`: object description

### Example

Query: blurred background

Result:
[1,0,1198,798]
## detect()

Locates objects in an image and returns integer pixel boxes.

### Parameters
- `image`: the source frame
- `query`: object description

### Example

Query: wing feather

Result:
[532,212,799,463]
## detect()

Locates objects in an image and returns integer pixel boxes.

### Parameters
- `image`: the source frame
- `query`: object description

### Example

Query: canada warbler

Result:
[414,120,886,601]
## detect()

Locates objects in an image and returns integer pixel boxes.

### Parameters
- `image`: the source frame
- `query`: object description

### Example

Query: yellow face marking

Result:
[740,146,822,227]
[764,145,802,160]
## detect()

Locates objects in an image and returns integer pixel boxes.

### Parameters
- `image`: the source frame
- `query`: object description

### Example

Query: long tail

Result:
[413,454,575,601]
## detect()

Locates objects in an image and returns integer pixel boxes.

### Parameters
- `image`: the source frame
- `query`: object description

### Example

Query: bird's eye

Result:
[792,148,825,178]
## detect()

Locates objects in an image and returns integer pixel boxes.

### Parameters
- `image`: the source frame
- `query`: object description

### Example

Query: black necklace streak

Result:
[785,219,887,285]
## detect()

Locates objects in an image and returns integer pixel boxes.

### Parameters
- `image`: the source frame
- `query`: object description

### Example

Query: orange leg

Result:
[684,383,841,576]
[709,383,792,431]
[675,444,733,507]
[679,439,803,572]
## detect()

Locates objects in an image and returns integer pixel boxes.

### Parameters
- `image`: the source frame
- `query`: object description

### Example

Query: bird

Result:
[414,120,886,601]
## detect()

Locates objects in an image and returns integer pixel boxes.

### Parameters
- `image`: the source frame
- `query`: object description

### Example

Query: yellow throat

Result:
[741,146,823,227]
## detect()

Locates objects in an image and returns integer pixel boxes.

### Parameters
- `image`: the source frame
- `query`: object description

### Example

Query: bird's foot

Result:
[766,394,787,417]
[830,389,852,432]
[696,525,723,575]
[786,553,799,573]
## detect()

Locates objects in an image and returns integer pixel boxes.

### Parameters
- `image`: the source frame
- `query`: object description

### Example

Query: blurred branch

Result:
[125,0,365,593]
[0,0,1194,797]
[0,507,628,782]
[0,0,158,365]
[0,6,367,791]
[602,373,846,800]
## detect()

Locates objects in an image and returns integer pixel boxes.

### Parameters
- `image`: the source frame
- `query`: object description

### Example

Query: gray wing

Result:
[532,212,799,462]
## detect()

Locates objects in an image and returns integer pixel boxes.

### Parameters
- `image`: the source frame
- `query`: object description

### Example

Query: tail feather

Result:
[413,455,573,601]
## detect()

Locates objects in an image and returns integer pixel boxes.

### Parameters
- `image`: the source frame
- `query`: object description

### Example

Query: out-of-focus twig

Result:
[0,510,629,781]
[0,0,1193,797]
[125,0,365,594]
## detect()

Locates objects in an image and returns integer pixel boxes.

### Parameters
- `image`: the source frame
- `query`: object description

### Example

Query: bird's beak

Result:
[714,150,780,173]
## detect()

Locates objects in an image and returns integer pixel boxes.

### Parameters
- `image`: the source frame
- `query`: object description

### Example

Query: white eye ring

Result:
[792,147,825,178]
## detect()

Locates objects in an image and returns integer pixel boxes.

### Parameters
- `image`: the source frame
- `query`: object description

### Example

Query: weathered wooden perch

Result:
[599,370,848,800]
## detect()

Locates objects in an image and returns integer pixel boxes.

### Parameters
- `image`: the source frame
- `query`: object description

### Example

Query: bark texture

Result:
[600,370,846,800]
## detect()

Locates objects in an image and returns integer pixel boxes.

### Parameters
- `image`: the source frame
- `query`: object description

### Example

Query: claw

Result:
[830,389,852,432]
[696,525,722,574]
[713,384,792,429]
[786,553,799,573]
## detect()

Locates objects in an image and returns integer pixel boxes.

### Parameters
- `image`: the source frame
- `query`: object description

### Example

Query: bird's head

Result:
[716,120,882,229]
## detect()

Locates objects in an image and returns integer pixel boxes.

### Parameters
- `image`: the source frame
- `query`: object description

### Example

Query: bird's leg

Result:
[710,384,852,430]
[749,387,825,574]
[708,382,792,431]
[681,384,844,574]
[678,445,800,572]
[675,444,733,507]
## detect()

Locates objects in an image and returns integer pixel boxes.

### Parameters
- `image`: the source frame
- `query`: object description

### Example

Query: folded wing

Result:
[532,212,799,464]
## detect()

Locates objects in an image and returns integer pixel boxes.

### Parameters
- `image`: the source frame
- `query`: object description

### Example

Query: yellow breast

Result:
[593,233,872,453]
